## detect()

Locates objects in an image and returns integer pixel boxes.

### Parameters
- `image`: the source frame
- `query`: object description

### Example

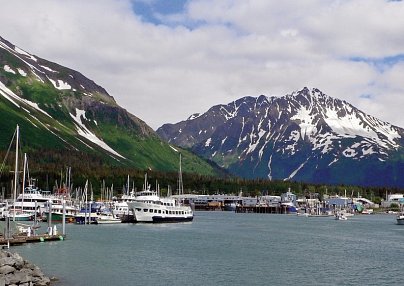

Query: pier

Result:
[0,234,65,247]
[235,205,291,214]
[0,201,68,248]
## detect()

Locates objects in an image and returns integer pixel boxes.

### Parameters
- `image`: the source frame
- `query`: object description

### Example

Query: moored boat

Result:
[95,213,121,224]
[335,211,348,220]
[42,196,78,223]
[7,211,33,221]
[127,155,193,223]
[127,188,193,223]
[396,213,404,225]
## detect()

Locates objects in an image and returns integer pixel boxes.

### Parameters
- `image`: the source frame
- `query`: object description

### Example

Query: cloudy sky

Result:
[1,0,404,129]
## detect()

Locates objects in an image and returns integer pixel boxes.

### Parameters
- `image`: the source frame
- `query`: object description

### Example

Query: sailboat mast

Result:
[13,125,19,220]
[22,153,27,213]
[178,153,183,196]
[127,175,130,196]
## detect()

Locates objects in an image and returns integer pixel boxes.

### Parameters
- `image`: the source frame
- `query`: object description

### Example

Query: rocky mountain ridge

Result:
[157,87,404,187]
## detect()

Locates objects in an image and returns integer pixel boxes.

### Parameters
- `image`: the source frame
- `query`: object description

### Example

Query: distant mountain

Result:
[157,87,404,187]
[0,36,217,176]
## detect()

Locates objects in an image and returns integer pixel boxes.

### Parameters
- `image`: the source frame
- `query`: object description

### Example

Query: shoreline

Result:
[0,249,54,286]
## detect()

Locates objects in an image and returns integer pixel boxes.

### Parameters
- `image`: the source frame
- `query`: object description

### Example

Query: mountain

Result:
[0,36,216,176]
[157,87,404,187]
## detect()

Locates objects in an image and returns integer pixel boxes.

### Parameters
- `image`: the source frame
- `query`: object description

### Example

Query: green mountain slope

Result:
[0,36,217,177]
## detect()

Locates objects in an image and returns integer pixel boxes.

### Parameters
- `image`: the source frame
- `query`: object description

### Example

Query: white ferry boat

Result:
[127,188,193,223]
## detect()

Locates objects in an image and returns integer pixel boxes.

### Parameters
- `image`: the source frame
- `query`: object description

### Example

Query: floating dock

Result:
[0,234,65,247]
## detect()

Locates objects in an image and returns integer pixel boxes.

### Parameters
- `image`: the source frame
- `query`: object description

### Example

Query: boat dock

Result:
[235,205,292,214]
[0,234,65,247]
[1,207,68,248]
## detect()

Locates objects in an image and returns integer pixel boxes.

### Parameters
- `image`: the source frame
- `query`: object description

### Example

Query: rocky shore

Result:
[0,250,51,286]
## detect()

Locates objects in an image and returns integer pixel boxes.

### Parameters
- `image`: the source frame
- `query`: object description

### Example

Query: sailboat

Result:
[7,125,33,221]
[42,168,79,223]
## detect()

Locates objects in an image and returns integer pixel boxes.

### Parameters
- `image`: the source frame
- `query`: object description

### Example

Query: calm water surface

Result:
[14,212,404,285]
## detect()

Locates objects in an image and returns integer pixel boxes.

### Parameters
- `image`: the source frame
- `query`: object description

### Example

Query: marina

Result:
[10,212,404,286]
[1,4,404,286]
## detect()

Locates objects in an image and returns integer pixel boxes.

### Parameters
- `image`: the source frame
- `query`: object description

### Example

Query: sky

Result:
[1,0,404,130]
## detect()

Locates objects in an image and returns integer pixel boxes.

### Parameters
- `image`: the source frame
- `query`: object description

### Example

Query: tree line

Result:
[0,149,402,203]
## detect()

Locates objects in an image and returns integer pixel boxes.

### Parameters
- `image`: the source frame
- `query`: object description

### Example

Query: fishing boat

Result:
[74,202,103,224]
[42,196,78,223]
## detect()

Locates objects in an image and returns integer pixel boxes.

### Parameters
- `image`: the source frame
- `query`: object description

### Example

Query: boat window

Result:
[158,210,161,213]
[144,209,148,212]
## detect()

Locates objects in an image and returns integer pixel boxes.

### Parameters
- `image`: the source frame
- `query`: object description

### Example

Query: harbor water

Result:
[14,212,404,285]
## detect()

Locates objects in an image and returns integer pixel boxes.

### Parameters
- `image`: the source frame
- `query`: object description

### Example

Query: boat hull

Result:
[42,212,76,223]
[223,204,236,212]
[11,215,33,221]
[152,216,194,223]
[397,217,404,225]
[95,215,122,224]
[96,219,122,224]
[74,214,98,224]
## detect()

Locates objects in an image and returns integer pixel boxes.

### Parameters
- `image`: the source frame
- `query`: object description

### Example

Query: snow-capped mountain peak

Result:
[157,87,404,187]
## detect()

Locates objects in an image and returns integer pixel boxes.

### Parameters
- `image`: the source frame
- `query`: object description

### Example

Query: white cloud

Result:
[1,0,404,129]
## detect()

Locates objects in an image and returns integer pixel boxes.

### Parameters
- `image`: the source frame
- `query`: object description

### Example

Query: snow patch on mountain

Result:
[39,65,57,73]
[0,80,52,117]
[169,145,178,152]
[292,105,317,139]
[267,154,273,180]
[246,128,266,155]
[3,65,15,74]
[187,113,201,120]
[17,68,27,77]
[285,158,310,181]
[48,78,71,90]
[14,46,37,61]
[69,108,125,159]
[220,105,237,120]
[0,41,44,82]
